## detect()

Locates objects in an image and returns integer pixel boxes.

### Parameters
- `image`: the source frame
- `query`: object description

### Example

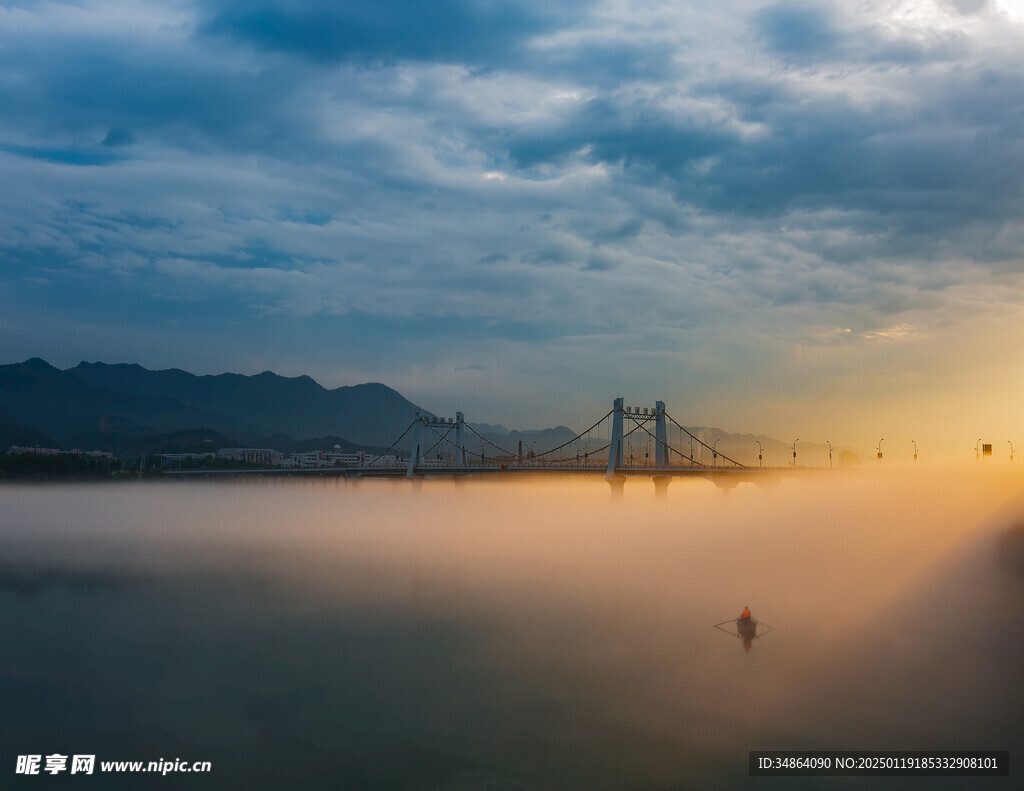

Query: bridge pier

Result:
[607,477,624,499]
[653,476,671,499]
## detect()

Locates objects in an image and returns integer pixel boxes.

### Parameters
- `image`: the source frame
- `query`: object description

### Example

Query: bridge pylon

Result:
[406,409,424,478]
[455,412,467,467]
[405,409,467,477]
[606,397,625,481]
[655,401,668,466]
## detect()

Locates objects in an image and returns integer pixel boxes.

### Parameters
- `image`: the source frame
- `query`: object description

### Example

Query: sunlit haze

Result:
[1,475,1021,788]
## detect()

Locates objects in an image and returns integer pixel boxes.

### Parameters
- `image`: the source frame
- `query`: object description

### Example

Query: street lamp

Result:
[713,438,719,468]
[976,438,982,463]
[1009,440,1015,462]
[755,440,763,469]
[791,438,799,468]
[912,440,918,462]
[826,440,833,469]
[877,438,884,461]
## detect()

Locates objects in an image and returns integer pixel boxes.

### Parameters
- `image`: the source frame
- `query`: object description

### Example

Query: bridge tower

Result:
[652,400,671,498]
[606,397,625,497]
[406,410,424,478]
[606,397,624,477]
[454,412,467,466]
[654,401,668,466]
[405,409,467,476]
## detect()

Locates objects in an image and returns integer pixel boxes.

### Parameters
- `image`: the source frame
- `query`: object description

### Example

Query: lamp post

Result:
[713,438,719,468]
[877,438,884,461]
[1009,440,1015,462]
[755,440,763,469]
[912,440,918,462]
[826,440,833,469]
[976,438,981,463]
[791,438,799,468]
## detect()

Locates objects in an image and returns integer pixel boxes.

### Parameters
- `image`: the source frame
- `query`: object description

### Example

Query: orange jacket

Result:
[741,608,751,619]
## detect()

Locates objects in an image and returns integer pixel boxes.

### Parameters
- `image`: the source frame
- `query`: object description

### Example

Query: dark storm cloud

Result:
[101,127,134,147]
[755,3,841,59]
[0,41,300,159]
[755,2,968,66]
[521,245,573,267]
[506,96,732,171]
[534,37,681,87]
[490,49,1024,267]
[590,217,644,246]
[0,143,119,166]
[582,255,616,272]
[198,0,590,66]
[475,253,508,266]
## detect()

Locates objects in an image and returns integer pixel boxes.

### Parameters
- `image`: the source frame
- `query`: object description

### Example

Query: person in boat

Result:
[738,608,755,649]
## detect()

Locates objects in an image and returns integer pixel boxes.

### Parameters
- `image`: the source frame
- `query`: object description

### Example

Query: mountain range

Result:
[0,358,579,457]
[0,358,858,465]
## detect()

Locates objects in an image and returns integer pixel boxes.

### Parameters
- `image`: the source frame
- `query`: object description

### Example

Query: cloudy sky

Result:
[2,0,1024,457]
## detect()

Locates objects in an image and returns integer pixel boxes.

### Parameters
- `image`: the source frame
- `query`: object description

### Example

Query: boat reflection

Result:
[714,611,773,652]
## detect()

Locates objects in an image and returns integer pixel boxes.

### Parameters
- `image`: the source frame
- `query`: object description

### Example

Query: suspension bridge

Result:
[165,397,795,495]
[356,397,783,496]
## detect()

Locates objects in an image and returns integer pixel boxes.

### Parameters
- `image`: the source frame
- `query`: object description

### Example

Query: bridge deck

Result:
[162,465,799,481]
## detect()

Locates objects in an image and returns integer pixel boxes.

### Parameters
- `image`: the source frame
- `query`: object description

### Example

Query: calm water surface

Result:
[1,473,1021,789]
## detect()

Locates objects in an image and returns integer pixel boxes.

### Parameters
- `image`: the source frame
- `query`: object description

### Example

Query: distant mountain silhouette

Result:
[469,422,510,435]
[2,358,575,456]
[0,422,57,450]
[0,358,224,449]
[68,361,424,447]
[470,426,579,458]
[254,435,386,455]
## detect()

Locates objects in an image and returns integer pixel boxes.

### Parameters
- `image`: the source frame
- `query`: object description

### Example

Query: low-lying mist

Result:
[0,471,1020,789]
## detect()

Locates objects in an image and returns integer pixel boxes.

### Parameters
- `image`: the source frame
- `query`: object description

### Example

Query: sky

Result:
[2,0,1024,459]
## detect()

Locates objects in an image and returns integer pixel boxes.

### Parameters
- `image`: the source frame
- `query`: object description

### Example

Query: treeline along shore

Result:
[0,452,269,481]
[0,452,121,481]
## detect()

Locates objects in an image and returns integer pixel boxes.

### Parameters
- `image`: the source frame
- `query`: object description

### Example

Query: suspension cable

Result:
[630,418,700,466]
[364,418,418,467]
[663,413,745,467]
[421,422,457,461]
[462,422,518,457]
[533,409,614,459]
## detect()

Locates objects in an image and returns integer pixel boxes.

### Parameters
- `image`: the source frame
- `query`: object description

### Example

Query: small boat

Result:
[737,616,757,639]
[713,614,773,641]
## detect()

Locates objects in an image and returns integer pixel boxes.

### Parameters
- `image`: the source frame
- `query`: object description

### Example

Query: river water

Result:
[1,473,1021,789]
